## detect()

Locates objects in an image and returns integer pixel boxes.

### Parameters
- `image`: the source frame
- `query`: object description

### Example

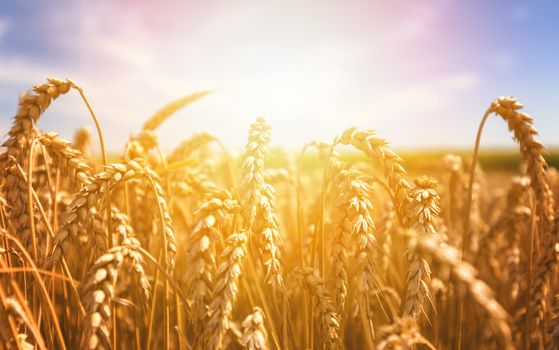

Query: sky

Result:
[0,0,558,152]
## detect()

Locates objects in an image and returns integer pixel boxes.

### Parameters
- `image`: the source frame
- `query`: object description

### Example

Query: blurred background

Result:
[0,0,558,155]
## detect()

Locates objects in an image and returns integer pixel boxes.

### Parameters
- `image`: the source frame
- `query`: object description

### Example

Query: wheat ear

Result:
[205,231,248,349]
[184,190,237,327]
[142,91,211,131]
[80,239,149,350]
[403,177,441,319]
[0,78,71,166]
[336,128,411,217]
[377,317,434,350]
[241,307,269,350]
[240,118,270,230]
[294,267,343,349]
[166,132,217,165]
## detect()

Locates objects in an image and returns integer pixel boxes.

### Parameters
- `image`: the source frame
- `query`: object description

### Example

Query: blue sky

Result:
[0,0,558,151]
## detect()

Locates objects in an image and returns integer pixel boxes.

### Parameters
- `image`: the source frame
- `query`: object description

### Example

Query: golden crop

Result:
[0,78,557,349]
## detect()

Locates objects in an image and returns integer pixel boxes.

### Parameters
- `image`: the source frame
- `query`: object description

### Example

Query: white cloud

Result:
[0,1,493,150]
[393,5,440,40]
[371,72,480,117]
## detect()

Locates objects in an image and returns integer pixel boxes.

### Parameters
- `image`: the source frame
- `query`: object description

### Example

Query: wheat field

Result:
[0,78,558,350]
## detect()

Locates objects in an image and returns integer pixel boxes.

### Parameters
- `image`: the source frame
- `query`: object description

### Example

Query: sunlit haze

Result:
[1,0,558,152]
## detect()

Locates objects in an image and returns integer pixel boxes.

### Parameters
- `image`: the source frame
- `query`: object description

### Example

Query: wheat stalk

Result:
[442,154,465,232]
[531,214,559,344]
[466,97,555,345]
[0,285,48,350]
[377,201,395,277]
[488,97,555,228]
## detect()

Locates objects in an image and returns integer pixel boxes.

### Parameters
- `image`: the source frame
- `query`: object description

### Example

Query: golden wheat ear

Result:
[142,91,212,132]
[293,267,343,349]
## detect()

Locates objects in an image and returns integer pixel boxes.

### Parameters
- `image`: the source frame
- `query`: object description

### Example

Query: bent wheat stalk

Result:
[466,97,555,345]
[407,232,514,350]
